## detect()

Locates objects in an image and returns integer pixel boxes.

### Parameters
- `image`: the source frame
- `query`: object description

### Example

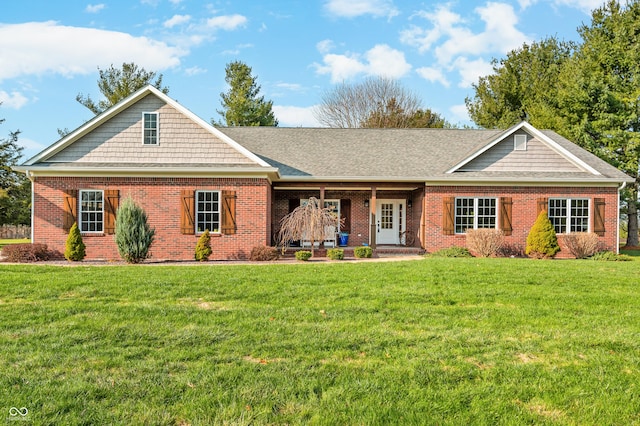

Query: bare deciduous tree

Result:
[314,76,421,128]
[277,197,341,256]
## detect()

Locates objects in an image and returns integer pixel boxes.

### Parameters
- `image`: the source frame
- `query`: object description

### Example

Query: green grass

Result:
[1,259,639,425]
[0,238,29,249]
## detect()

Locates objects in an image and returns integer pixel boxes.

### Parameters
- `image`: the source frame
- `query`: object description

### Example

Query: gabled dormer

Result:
[446,122,601,175]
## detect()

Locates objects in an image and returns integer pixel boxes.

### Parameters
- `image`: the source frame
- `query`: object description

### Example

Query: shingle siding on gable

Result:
[459,131,582,173]
[48,95,255,165]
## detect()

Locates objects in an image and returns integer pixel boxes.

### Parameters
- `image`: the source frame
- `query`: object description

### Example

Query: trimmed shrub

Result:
[115,196,155,264]
[194,229,212,261]
[590,251,633,261]
[526,211,560,259]
[466,229,504,258]
[327,248,344,260]
[563,232,599,259]
[354,246,373,258]
[64,222,86,261]
[295,250,312,261]
[250,246,280,261]
[429,246,473,258]
[1,243,50,262]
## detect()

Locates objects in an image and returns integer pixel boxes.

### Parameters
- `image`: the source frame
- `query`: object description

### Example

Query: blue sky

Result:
[2,0,603,159]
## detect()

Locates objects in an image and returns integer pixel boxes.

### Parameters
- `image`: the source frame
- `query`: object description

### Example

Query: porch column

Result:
[370,186,377,249]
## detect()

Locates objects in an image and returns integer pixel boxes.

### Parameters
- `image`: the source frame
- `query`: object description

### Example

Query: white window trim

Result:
[195,190,221,234]
[514,134,527,151]
[79,189,104,234]
[454,197,498,234]
[548,198,590,234]
[142,112,159,145]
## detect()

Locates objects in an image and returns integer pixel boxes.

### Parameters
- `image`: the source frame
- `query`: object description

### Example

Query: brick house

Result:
[17,86,633,260]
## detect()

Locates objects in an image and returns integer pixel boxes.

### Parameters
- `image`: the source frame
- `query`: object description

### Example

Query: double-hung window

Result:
[548,198,589,234]
[196,190,220,233]
[79,190,104,233]
[455,197,497,234]
[143,112,158,145]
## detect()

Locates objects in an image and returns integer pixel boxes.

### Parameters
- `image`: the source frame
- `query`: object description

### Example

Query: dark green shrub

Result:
[354,246,373,258]
[115,196,155,264]
[1,243,50,262]
[295,250,312,261]
[590,251,633,261]
[327,248,344,260]
[194,229,212,261]
[526,211,560,259]
[429,246,473,258]
[64,222,86,261]
[250,246,280,261]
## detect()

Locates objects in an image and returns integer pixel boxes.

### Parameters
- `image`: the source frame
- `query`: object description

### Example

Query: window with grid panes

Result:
[455,197,497,234]
[196,191,220,233]
[548,198,589,234]
[79,190,103,233]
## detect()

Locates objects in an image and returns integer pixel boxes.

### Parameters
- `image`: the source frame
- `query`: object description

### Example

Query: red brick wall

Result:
[33,177,271,261]
[424,185,620,257]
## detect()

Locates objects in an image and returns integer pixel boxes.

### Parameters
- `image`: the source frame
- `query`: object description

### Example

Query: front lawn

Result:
[1,259,639,424]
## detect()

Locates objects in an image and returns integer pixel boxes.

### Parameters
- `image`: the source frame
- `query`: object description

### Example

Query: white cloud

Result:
[85,4,105,13]
[324,0,399,19]
[316,39,335,55]
[0,90,29,109]
[185,66,206,76]
[169,0,184,4]
[553,0,602,13]
[18,137,48,155]
[164,14,191,28]
[401,3,529,89]
[315,44,411,82]
[273,105,320,127]
[0,21,185,81]
[206,14,248,31]
[416,66,450,87]
[449,104,471,124]
[452,57,493,88]
[275,83,304,92]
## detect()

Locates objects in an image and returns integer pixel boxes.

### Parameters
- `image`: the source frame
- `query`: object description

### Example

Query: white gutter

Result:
[618,180,627,254]
[26,171,35,243]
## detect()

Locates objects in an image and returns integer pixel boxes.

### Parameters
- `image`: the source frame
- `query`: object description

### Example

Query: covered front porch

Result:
[270,182,425,249]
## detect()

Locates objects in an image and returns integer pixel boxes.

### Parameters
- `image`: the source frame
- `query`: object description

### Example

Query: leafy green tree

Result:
[465,37,575,130]
[64,222,86,261]
[526,211,560,258]
[115,196,155,263]
[556,0,640,246]
[76,62,169,115]
[0,117,29,225]
[215,61,278,127]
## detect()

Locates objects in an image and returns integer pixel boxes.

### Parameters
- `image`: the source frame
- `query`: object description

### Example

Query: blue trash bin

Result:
[338,233,349,247]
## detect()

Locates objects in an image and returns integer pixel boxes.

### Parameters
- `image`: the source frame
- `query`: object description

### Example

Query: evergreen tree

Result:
[76,62,169,115]
[64,222,86,261]
[0,117,29,226]
[115,196,155,263]
[526,211,560,258]
[195,229,212,261]
[215,61,278,127]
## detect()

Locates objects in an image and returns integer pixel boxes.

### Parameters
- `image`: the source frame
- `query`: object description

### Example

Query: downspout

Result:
[618,180,627,254]
[421,185,427,250]
[26,170,35,243]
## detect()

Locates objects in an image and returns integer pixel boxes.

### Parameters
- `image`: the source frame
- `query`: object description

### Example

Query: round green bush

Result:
[327,248,344,260]
[429,246,473,258]
[354,246,373,258]
[295,250,312,261]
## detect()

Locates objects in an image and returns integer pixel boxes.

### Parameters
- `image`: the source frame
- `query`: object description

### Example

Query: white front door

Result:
[375,199,405,245]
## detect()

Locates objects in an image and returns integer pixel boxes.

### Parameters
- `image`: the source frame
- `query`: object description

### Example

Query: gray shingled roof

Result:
[220,127,632,182]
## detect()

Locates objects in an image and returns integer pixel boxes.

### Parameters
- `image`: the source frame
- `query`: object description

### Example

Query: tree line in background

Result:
[465,0,640,246]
